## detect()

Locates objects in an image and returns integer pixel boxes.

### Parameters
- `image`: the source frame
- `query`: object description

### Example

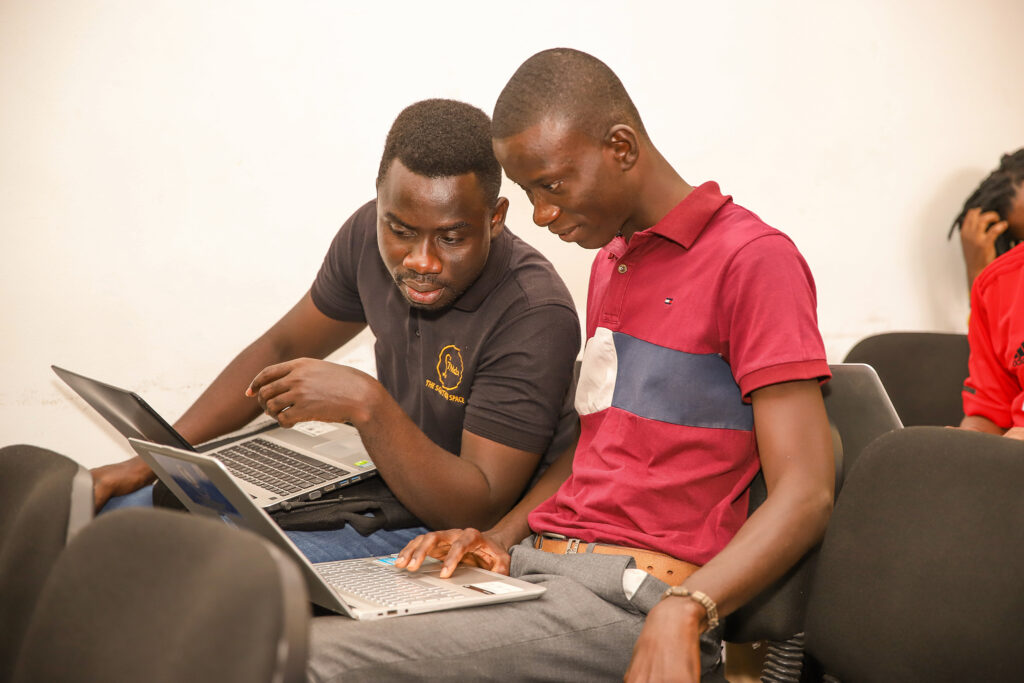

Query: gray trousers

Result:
[307,538,725,682]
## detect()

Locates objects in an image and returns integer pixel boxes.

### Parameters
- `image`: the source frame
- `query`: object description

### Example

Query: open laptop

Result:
[53,365,378,511]
[128,438,546,620]
[823,363,904,483]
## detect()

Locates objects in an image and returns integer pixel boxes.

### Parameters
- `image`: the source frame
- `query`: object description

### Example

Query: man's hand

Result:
[395,528,513,578]
[960,207,1009,289]
[246,358,380,428]
[624,596,706,683]
[89,458,155,512]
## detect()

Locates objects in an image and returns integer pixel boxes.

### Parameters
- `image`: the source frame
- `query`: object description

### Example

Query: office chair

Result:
[843,331,969,427]
[804,426,1024,682]
[724,364,902,681]
[0,445,93,683]
[11,507,311,683]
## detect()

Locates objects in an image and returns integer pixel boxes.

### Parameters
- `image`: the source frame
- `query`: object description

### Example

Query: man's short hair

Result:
[376,99,502,207]
[492,48,646,141]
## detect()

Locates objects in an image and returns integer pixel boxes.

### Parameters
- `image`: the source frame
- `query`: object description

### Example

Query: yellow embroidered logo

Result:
[435,344,464,391]
[425,345,466,404]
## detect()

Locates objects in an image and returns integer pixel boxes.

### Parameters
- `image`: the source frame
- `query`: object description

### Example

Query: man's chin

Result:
[565,225,618,250]
[576,233,614,250]
[405,297,452,311]
[400,288,458,311]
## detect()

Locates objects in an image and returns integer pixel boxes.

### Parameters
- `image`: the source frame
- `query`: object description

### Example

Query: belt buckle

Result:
[564,538,581,554]
[534,531,566,550]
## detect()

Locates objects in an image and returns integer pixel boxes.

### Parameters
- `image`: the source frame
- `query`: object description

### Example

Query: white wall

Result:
[3,1,1022,468]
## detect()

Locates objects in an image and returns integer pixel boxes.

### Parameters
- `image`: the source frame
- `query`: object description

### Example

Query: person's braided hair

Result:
[948,149,1024,256]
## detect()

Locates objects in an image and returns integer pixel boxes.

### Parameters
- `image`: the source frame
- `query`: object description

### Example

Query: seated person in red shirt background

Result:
[949,150,1024,440]
[959,238,1024,441]
[949,149,1024,291]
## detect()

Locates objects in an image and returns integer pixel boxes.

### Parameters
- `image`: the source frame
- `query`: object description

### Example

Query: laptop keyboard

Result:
[316,560,464,607]
[215,438,348,496]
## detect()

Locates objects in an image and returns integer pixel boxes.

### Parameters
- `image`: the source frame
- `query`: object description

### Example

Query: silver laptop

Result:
[53,365,378,510]
[824,363,904,481]
[128,438,546,620]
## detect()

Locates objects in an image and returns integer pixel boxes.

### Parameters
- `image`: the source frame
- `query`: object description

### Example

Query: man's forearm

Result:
[679,380,835,618]
[959,414,1006,435]
[176,291,366,445]
[353,388,553,531]
[101,336,287,481]
[682,474,833,617]
[173,337,284,445]
[487,439,576,549]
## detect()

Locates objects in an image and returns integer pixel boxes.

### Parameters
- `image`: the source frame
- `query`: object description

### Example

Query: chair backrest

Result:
[805,427,1024,682]
[12,507,310,683]
[0,445,92,683]
[724,364,901,644]
[843,331,969,427]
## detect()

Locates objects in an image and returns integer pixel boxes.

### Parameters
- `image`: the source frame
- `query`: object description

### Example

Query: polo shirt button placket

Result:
[409,310,421,340]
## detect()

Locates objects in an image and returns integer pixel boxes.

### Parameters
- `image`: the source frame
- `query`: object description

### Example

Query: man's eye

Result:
[439,235,463,245]
[542,181,562,192]
[389,224,414,238]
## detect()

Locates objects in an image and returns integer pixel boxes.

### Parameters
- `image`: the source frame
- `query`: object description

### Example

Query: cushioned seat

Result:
[0,445,92,683]
[805,426,1024,682]
[12,507,310,683]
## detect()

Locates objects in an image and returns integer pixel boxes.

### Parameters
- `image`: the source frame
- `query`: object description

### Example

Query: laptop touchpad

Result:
[313,441,359,462]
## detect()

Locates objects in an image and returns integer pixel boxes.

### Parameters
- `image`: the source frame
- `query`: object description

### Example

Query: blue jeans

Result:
[101,485,429,563]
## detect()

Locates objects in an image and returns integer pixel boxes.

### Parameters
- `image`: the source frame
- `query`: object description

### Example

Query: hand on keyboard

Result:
[396,528,511,579]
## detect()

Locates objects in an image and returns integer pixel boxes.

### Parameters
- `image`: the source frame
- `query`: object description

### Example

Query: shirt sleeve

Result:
[462,303,581,455]
[719,233,830,398]
[963,277,1017,428]
[309,201,376,322]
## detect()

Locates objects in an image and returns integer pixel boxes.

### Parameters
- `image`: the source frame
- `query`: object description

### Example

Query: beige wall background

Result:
[3,0,1023,468]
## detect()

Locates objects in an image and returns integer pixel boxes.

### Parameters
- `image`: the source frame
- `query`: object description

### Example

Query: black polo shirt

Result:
[310,200,580,465]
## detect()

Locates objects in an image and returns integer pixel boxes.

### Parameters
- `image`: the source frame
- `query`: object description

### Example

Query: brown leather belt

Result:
[532,534,699,586]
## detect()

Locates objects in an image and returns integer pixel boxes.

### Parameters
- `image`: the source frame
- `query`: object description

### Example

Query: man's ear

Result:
[605,125,640,171]
[490,197,509,238]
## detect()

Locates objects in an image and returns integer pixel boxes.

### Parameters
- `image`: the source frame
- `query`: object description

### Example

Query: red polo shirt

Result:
[963,243,1024,429]
[528,182,829,565]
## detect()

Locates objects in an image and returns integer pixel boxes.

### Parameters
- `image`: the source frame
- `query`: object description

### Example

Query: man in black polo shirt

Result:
[93,99,580,562]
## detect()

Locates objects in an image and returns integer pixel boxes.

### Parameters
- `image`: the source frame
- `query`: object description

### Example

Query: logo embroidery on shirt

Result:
[1013,343,1024,368]
[424,345,466,404]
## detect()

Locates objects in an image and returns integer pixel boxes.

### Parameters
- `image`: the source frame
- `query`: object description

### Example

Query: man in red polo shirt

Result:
[306,50,833,683]
[960,241,1024,440]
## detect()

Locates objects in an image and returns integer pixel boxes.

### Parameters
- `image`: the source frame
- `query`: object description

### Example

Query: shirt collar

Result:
[646,181,732,249]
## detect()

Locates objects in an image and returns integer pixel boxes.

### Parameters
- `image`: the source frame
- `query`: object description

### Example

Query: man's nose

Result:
[403,239,443,274]
[533,198,561,227]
